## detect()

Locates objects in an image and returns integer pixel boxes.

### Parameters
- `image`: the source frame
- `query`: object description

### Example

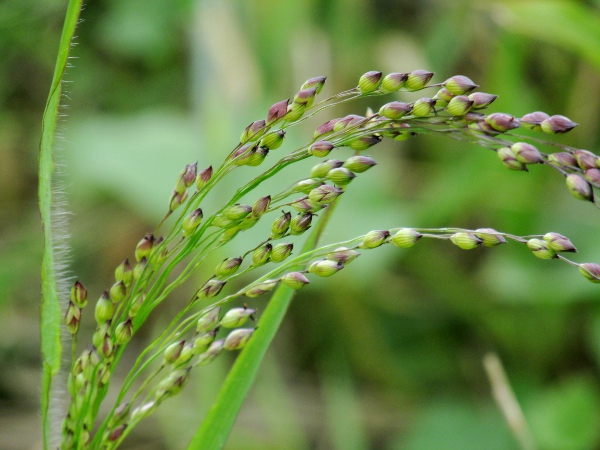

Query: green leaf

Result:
[187,203,337,449]
[39,0,82,448]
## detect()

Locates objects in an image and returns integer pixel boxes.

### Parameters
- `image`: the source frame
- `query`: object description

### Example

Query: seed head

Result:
[196,339,226,365]
[114,260,133,287]
[308,184,343,205]
[155,368,190,400]
[196,308,221,334]
[326,247,360,264]
[220,307,256,328]
[246,280,278,298]
[71,281,88,308]
[115,319,133,345]
[485,113,520,132]
[301,76,327,94]
[447,95,474,116]
[343,155,377,173]
[293,179,323,194]
[223,204,252,221]
[197,279,226,299]
[314,118,339,140]
[468,92,498,110]
[543,232,577,253]
[246,147,269,167]
[450,232,483,250]
[579,263,600,283]
[347,134,382,151]
[65,302,81,334]
[433,87,455,107]
[359,230,390,249]
[474,228,507,247]
[182,208,203,237]
[215,257,243,279]
[541,115,578,134]
[520,111,549,131]
[289,212,314,236]
[412,98,436,117]
[271,211,291,238]
[333,114,365,132]
[95,291,114,324]
[378,101,413,119]
[281,272,310,289]
[358,71,383,93]
[270,243,293,262]
[135,233,155,262]
[512,142,543,164]
[252,243,272,267]
[380,72,408,92]
[443,75,478,95]
[573,150,599,170]
[290,197,320,213]
[109,281,127,303]
[231,143,257,166]
[327,167,356,186]
[566,173,593,201]
[108,425,127,442]
[584,168,600,185]
[312,161,344,180]
[175,162,198,192]
[405,70,434,91]
[497,147,527,171]
[293,87,318,107]
[163,340,185,364]
[224,328,255,350]
[260,130,286,150]
[390,228,422,248]
[309,260,344,277]
[128,295,145,318]
[284,102,307,122]
[309,140,335,158]
[527,238,556,259]
[130,402,156,423]
[212,215,235,229]
[133,258,147,282]
[251,195,271,217]
[192,329,218,354]
[266,99,289,126]
[240,120,267,144]
[548,152,578,169]
[195,166,213,190]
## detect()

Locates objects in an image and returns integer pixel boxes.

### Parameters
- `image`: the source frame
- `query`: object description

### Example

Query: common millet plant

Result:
[40,5,600,450]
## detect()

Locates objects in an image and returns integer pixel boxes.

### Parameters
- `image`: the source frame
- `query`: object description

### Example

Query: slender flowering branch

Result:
[58,69,600,449]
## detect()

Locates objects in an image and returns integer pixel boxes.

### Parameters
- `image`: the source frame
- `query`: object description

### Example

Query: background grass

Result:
[2,0,600,448]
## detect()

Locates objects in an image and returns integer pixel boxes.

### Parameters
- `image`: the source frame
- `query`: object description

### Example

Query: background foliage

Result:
[2,0,600,448]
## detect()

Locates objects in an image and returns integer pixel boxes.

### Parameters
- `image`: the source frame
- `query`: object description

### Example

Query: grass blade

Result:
[187,202,337,449]
[39,1,82,448]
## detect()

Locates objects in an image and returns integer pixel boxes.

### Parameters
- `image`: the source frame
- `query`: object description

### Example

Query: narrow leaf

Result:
[39,0,83,448]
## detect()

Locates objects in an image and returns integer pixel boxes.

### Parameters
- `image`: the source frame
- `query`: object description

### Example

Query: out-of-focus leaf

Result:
[491,0,600,71]
[396,399,518,450]
[525,377,600,450]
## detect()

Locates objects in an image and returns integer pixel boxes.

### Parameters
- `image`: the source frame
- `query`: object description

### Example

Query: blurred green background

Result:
[2,0,600,448]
